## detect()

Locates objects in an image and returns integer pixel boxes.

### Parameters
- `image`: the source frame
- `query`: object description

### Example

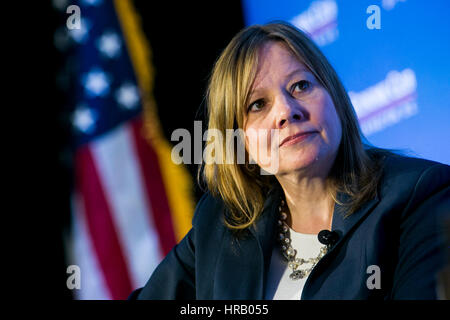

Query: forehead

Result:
[252,41,309,89]
[258,41,300,66]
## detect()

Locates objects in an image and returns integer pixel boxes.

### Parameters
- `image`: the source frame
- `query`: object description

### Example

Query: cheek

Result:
[244,124,279,164]
[245,126,268,159]
[315,92,342,145]
[326,104,342,145]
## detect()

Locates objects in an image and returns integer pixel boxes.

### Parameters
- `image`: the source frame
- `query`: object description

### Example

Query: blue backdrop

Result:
[242,0,450,164]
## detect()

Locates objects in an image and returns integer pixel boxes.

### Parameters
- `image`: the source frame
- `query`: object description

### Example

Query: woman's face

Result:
[243,41,342,177]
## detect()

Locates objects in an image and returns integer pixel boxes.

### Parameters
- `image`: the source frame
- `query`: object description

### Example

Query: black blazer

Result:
[130,155,450,299]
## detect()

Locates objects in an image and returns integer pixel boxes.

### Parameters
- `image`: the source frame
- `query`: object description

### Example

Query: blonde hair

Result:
[200,22,392,230]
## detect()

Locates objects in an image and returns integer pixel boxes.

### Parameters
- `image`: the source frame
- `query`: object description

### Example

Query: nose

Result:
[275,94,304,129]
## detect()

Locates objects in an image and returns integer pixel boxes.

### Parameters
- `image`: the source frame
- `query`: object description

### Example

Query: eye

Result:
[292,80,311,94]
[247,98,265,113]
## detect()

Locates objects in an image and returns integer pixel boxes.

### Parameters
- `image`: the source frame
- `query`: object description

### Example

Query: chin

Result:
[274,154,319,175]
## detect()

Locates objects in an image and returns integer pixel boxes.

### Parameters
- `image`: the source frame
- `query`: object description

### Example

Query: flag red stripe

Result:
[129,117,177,255]
[75,146,133,299]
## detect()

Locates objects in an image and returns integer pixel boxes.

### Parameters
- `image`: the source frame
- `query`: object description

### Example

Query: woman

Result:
[130,22,450,299]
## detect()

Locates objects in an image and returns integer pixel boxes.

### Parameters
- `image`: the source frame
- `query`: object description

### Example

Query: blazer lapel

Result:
[251,186,282,293]
[213,186,280,299]
[301,190,381,299]
[331,191,380,247]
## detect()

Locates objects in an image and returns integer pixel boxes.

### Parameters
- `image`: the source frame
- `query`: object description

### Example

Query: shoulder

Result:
[379,153,450,195]
[382,153,449,175]
[192,191,227,231]
[377,153,450,218]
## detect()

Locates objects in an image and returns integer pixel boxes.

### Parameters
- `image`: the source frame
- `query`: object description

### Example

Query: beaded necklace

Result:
[277,198,328,280]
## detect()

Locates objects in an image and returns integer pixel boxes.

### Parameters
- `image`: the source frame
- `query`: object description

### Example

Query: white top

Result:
[265,229,324,300]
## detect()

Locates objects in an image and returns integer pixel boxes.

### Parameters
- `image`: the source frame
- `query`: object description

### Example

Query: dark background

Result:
[30,0,244,299]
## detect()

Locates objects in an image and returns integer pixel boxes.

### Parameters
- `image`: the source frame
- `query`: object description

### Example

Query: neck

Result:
[276,174,335,234]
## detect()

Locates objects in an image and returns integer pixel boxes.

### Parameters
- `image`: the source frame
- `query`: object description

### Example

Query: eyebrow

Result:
[249,67,310,99]
[285,67,309,80]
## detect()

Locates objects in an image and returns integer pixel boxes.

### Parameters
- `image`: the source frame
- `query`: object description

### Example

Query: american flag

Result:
[57,0,194,299]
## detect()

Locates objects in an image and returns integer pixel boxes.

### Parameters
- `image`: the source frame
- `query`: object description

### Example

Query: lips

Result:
[280,131,317,147]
